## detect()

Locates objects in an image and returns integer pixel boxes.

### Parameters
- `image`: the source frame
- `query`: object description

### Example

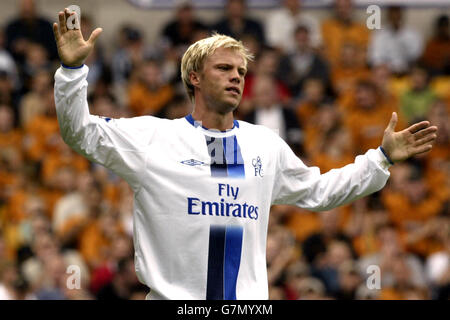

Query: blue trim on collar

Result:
[185,114,239,132]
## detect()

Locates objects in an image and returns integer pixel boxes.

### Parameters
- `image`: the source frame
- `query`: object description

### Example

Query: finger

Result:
[87,28,103,46]
[385,112,398,133]
[411,144,433,156]
[64,8,71,21]
[414,133,437,147]
[407,120,430,134]
[58,11,67,33]
[52,22,61,42]
[413,126,438,140]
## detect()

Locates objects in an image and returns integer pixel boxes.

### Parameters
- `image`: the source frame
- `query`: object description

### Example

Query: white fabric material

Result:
[368,25,424,73]
[254,106,285,140]
[426,252,449,284]
[54,65,391,300]
[265,8,322,52]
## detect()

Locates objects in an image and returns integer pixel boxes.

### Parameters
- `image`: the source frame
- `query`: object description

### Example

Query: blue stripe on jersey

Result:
[206,225,244,300]
[205,135,245,179]
[206,225,226,300]
[223,135,245,179]
[206,137,228,177]
[223,225,244,300]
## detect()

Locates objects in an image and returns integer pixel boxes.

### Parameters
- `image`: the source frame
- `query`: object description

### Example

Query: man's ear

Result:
[189,71,200,88]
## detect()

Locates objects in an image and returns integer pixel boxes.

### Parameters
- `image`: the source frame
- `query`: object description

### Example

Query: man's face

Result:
[195,47,246,114]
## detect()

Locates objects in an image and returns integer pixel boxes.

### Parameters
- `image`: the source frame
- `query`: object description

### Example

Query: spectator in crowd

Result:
[358,223,427,292]
[321,0,370,67]
[160,1,208,53]
[212,0,265,44]
[425,99,450,171]
[240,47,290,116]
[266,225,297,289]
[112,26,147,88]
[294,78,328,127]
[18,69,52,128]
[52,172,98,248]
[265,0,322,53]
[90,234,133,294]
[308,119,355,174]
[381,161,446,229]
[311,240,354,296]
[295,277,329,300]
[23,87,59,163]
[278,25,330,99]
[400,65,437,125]
[302,209,354,267]
[405,209,449,259]
[0,261,19,299]
[96,256,144,300]
[426,233,450,299]
[421,15,450,76]
[0,104,22,153]
[0,71,20,124]
[244,75,303,154]
[155,93,192,120]
[342,80,396,153]
[379,252,430,299]
[345,195,390,257]
[0,29,19,91]
[0,105,24,221]
[21,231,89,296]
[20,42,52,94]
[4,0,57,63]
[78,208,125,270]
[331,42,370,96]
[127,58,175,116]
[368,6,424,75]
[369,64,399,108]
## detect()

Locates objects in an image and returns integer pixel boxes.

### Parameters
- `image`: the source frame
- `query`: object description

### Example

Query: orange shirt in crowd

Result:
[421,38,450,72]
[40,152,89,185]
[128,82,174,116]
[321,18,370,67]
[381,190,445,228]
[78,217,124,269]
[295,101,320,128]
[331,66,371,95]
[24,115,60,162]
[343,102,397,153]
[0,129,22,150]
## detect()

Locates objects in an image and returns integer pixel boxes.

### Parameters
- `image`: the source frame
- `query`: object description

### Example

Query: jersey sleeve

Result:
[271,136,391,211]
[54,65,158,192]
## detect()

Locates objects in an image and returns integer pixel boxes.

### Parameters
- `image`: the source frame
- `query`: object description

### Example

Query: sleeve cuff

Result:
[379,146,394,165]
[61,63,84,69]
[375,147,393,171]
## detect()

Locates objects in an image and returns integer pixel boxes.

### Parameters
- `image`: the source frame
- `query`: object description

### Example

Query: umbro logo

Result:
[180,159,206,166]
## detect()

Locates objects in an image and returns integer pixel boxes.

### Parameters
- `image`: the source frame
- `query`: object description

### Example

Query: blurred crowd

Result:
[0,0,449,300]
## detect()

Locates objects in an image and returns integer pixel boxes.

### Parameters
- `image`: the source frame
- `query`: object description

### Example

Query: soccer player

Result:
[52,9,437,299]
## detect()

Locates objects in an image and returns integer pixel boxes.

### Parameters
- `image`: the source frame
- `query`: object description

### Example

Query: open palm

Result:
[381,112,438,163]
[53,9,102,67]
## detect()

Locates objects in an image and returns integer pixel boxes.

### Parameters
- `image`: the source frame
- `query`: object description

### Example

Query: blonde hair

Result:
[181,33,254,103]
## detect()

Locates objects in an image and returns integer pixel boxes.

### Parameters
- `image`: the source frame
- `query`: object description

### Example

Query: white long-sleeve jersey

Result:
[54,65,391,300]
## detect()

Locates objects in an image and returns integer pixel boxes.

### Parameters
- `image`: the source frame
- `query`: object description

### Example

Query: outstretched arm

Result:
[272,113,438,211]
[53,8,151,192]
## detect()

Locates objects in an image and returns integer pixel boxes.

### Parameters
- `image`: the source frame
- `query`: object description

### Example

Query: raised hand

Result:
[381,112,438,163]
[53,8,102,67]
